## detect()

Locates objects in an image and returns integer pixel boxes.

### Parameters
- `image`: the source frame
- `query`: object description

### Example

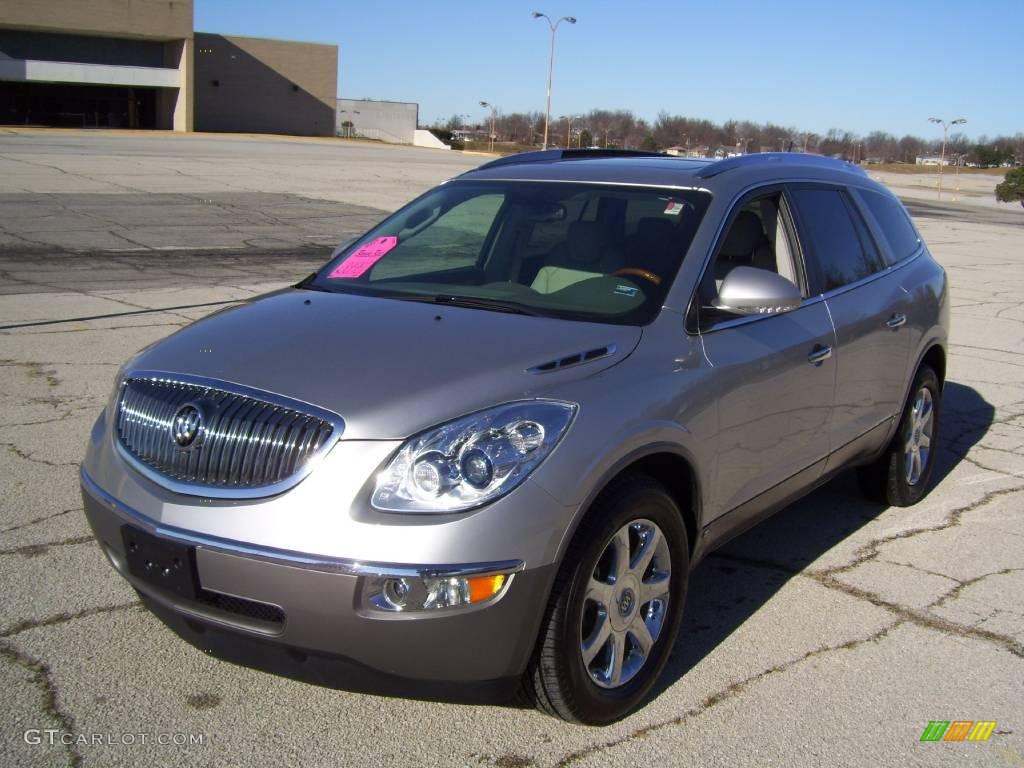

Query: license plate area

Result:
[121,525,199,601]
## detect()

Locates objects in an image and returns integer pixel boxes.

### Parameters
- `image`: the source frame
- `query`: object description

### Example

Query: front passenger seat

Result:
[532,221,624,294]
[713,211,775,286]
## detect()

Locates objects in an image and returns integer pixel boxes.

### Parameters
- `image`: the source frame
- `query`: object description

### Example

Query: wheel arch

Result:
[920,342,946,389]
[554,445,702,567]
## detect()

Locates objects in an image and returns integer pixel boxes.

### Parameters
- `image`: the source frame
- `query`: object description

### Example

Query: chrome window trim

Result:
[816,248,922,300]
[82,468,525,579]
[115,370,345,500]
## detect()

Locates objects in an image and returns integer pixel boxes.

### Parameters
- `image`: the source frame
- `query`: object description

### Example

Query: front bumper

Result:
[81,469,555,683]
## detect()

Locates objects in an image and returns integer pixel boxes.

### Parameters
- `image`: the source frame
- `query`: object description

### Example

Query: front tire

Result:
[858,365,942,506]
[525,474,689,724]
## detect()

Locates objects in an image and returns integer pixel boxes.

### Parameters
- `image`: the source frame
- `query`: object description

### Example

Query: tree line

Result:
[437,109,1023,165]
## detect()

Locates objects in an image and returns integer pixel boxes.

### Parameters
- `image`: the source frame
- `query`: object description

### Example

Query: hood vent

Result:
[527,344,617,374]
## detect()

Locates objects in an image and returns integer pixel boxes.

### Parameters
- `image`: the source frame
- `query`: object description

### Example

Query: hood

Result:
[131,289,642,439]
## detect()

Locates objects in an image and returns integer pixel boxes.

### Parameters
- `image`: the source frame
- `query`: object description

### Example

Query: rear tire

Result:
[524,474,689,724]
[858,365,941,507]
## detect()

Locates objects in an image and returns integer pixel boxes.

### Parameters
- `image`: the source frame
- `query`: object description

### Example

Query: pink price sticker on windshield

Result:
[328,236,398,278]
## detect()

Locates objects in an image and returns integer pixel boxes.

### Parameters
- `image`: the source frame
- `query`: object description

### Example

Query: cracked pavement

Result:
[0,131,1022,767]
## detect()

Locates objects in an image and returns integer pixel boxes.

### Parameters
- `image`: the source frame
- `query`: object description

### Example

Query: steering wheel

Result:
[612,267,662,286]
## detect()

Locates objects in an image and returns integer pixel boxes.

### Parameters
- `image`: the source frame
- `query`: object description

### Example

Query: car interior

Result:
[710,194,799,289]
[322,184,711,322]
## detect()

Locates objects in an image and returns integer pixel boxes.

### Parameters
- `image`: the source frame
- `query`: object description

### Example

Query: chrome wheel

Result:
[580,518,671,689]
[904,386,934,486]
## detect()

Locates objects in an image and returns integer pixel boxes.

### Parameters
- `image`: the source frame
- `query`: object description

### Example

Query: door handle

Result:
[807,345,832,365]
[885,313,907,329]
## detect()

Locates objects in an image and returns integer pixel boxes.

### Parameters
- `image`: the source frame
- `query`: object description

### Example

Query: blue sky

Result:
[196,0,1023,139]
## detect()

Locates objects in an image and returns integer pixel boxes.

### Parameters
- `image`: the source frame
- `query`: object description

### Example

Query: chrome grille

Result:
[116,376,338,494]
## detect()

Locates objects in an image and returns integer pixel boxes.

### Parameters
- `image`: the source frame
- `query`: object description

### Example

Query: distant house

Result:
[666,145,708,158]
[916,155,953,166]
[712,146,741,159]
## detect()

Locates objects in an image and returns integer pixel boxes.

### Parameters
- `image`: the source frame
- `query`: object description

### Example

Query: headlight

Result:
[371,400,577,513]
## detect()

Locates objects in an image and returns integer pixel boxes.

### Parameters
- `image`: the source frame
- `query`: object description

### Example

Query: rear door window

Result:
[789,187,886,293]
[856,190,922,265]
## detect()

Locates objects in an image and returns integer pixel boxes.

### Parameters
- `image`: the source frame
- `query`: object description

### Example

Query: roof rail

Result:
[696,152,867,179]
[475,148,665,171]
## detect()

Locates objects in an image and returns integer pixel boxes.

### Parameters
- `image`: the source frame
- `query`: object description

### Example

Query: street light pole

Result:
[532,11,576,151]
[928,116,966,200]
[954,153,963,202]
[563,114,578,149]
[480,101,497,153]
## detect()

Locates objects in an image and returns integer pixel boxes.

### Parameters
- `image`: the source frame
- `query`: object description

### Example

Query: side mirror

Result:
[714,266,801,316]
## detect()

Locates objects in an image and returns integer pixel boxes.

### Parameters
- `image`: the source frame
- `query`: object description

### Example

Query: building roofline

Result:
[337,98,418,107]
[194,30,337,49]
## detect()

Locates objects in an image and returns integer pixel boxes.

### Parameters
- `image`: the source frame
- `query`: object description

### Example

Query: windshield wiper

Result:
[291,283,544,315]
[431,294,544,316]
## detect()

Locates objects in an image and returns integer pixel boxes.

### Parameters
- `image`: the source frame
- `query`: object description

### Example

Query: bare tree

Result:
[485,106,1016,166]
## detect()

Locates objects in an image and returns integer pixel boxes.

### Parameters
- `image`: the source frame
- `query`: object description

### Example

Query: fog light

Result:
[423,573,507,609]
[368,571,512,612]
[381,578,413,610]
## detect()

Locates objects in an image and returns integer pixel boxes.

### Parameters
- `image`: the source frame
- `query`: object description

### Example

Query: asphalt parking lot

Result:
[1,130,1022,768]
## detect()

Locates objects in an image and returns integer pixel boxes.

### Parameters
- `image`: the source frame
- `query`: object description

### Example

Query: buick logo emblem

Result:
[618,588,636,617]
[172,405,204,449]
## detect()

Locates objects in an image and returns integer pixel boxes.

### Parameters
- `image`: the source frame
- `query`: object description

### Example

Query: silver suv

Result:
[81,150,949,724]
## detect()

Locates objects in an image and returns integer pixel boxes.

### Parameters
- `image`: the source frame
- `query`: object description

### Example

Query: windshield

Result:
[308,180,710,325]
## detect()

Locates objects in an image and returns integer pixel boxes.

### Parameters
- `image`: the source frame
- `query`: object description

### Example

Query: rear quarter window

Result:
[858,190,922,265]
